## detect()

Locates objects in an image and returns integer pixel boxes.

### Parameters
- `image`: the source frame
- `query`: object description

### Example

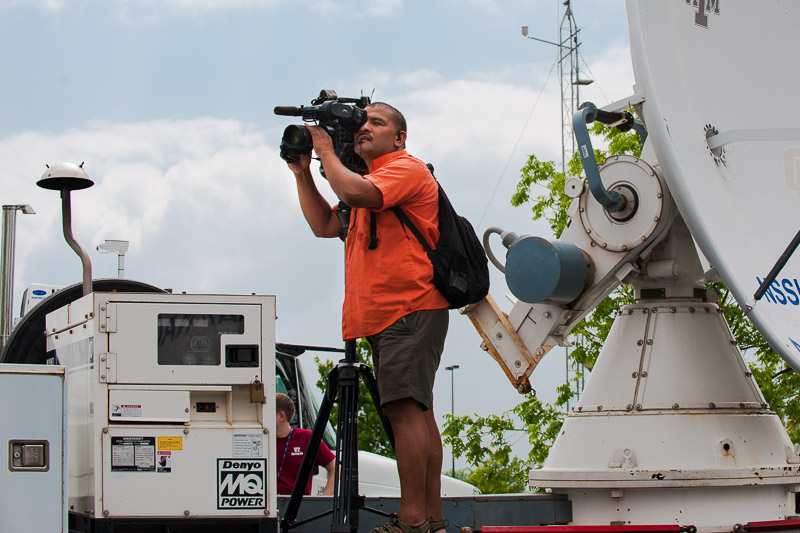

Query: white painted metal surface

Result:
[626,0,800,371]
[0,364,66,532]
[47,292,277,519]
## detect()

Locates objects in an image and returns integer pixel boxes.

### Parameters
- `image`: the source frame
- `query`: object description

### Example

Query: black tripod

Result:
[281,203,396,533]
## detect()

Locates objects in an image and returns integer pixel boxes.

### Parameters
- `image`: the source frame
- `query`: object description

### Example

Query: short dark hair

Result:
[276,393,296,421]
[367,102,407,136]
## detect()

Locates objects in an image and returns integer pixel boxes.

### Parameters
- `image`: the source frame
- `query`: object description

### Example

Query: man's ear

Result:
[395,130,407,147]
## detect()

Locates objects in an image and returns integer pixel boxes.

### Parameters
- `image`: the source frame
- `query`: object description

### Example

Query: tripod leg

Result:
[331,346,361,532]
[360,365,395,451]
[281,376,337,533]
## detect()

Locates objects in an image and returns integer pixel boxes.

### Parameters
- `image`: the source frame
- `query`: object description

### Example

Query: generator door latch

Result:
[9,440,50,472]
[250,376,266,404]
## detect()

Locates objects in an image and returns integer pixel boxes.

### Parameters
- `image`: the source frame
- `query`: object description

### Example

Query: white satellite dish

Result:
[627,0,800,371]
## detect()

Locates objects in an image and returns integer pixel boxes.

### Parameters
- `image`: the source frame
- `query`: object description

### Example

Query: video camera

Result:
[274,90,371,176]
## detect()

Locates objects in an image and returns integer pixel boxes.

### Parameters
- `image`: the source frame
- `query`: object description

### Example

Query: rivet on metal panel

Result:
[601,243,607,249]
[745,370,752,377]
[641,371,648,377]
[670,307,676,313]
[709,402,716,409]
[656,192,662,198]
[739,402,746,408]
[646,339,653,345]
[100,375,106,380]
[184,510,190,516]
[543,311,551,318]
[101,356,105,362]
[102,428,108,433]
[100,306,105,312]
[103,510,109,517]
[622,245,628,250]
[672,403,679,409]
[632,371,638,378]
[495,332,503,340]
[184,428,190,435]
[185,408,190,413]
[590,241,597,247]
[643,309,649,314]
[762,403,768,409]
[730,339,737,345]
[689,307,696,313]
[635,404,642,410]
[637,339,643,346]
[514,360,521,368]
[626,404,633,411]
[263,429,269,434]
[577,406,582,412]
[641,236,647,242]
[654,216,660,222]
[651,307,657,313]
[596,405,603,411]
[100,324,106,330]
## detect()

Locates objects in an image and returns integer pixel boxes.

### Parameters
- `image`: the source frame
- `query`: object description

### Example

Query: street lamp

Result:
[445,364,460,477]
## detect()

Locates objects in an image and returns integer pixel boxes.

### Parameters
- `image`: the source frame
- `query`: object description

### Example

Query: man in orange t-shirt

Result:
[286,103,448,533]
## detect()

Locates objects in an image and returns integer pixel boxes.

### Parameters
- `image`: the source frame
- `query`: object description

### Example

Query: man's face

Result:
[354,106,403,163]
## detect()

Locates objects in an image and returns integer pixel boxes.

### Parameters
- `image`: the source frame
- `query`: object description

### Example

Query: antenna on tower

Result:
[523,0,593,410]
[523,0,593,173]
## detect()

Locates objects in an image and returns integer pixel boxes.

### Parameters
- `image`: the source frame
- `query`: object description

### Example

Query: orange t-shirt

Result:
[341,150,448,340]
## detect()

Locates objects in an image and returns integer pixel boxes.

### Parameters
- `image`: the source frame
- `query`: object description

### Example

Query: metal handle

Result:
[572,102,624,213]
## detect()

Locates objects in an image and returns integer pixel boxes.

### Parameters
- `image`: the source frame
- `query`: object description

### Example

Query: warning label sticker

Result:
[110,404,142,418]
[217,458,266,509]
[157,451,172,473]
[158,436,182,451]
[111,436,155,472]
[233,434,263,457]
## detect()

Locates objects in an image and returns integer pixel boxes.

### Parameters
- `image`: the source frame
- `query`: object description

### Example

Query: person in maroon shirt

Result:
[275,393,335,496]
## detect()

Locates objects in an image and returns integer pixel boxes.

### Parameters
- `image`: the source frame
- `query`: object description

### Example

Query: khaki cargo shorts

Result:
[366,308,449,411]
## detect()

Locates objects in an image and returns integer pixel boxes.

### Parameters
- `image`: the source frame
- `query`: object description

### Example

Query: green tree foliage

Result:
[315,338,395,458]
[443,119,800,493]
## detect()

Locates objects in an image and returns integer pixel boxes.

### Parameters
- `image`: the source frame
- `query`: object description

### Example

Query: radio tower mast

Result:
[523,1,593,410]
[523,0,593,172]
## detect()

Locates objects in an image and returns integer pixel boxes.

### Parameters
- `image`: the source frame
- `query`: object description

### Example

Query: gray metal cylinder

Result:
[505,236,588,304]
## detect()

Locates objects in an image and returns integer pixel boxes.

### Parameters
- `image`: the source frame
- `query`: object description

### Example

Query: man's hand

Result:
[287,152,312,177]
[306,125,335,158]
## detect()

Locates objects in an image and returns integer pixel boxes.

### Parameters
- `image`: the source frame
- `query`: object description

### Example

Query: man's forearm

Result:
[293,167,339,238]
[318,152,381,209]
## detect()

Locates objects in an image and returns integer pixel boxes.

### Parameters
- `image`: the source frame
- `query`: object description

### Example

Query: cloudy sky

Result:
[0,0,634,467]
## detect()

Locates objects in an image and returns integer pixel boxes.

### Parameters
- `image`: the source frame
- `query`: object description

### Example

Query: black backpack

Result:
[391,175,490,309]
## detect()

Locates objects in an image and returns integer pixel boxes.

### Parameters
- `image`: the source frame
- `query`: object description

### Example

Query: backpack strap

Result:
[391,206,433,253]
[368,211,379,250]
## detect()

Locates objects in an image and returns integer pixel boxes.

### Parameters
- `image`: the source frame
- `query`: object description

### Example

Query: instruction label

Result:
[233,434,263,457]
[111,436,155,472]
[217,458,266,509]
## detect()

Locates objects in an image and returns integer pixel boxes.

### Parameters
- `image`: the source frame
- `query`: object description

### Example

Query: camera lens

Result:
[282,125,312,150]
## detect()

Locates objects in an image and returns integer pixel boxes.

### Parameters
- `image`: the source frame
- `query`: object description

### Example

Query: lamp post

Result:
[445,364,460,477]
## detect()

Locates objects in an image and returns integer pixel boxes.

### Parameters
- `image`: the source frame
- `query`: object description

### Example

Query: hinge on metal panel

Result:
[99,352,117,383]
[99,303,117,333]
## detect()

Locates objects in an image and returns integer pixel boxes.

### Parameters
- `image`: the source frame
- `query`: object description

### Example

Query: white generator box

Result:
[45,292,277,530]
[0,364,67,533]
